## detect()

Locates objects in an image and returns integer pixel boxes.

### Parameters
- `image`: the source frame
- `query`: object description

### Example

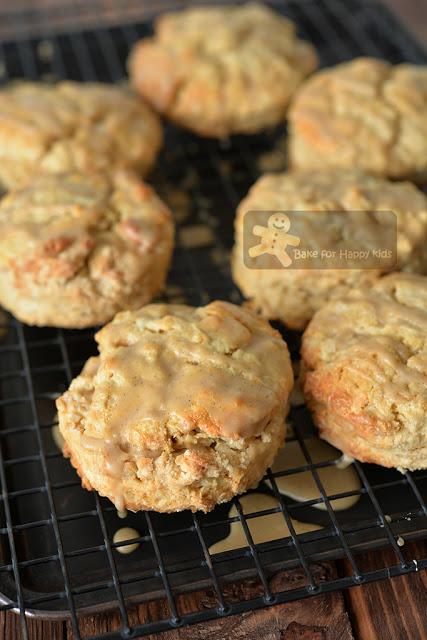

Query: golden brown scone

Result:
[0,171,174,328]
[288,57,427,182]
[232,169,427,330]
[56,301,293,512]
[301,273,427,470]
[128,2,317,137]
[0,81,162,188]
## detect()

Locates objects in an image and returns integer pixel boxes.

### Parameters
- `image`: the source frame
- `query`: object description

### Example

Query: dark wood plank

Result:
[339,541,427,640]
[0,0,426,45]
[66,564,353,640]
[3,541,427,640]
[0,611,64,640]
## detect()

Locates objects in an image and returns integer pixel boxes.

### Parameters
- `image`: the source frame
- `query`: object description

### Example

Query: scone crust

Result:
[232,169,427,329]
[0,81,162,188]
[0,171,174,328]
[288,57,427,182]
[57,301,293,512]
[301,273,427,470]
[128,2,318,137]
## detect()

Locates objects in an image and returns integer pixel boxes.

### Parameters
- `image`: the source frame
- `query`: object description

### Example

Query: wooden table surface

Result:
[2,540,427,639]
[0,0,426,638]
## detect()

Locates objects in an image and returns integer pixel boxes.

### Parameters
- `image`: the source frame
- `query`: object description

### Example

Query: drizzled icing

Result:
[302,273,427,470]
[267,439,360,511]
[209,493,320,554]
[113,527,140,554]
[67,301,293,511]
[306,274,427,400]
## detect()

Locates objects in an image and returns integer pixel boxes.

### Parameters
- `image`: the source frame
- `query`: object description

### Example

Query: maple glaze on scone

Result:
[301,273,427,470]
[0,171,174,328]
[288,57,427,182]
[0,81,162,188]
[128,2,317,137]
[57,301,293,512]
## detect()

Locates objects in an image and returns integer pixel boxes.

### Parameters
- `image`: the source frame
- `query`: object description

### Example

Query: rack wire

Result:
[0,1,426,638]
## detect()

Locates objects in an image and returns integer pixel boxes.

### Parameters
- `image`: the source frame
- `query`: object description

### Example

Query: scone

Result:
[128,2,318,138]
[301,273,427,470]
[0,81,162,188]
[288,57,427,182]
[0,171,174,328]
[232,169,427,330]
[56,301,293,512]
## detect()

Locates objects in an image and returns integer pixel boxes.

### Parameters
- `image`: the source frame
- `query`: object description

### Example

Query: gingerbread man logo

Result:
[249,213,300,267]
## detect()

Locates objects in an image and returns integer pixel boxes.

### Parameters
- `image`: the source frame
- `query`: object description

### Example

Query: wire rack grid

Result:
[0,1,426,639]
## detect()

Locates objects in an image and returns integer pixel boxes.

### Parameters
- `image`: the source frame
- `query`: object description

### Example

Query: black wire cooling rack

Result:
[0,1,426,639]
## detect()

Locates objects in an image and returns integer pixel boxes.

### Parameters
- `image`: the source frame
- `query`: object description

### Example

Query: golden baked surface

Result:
[288,57,427,182]
[0,171,174,328]
[232,169,427,330]
[301,273,427,470]
[0,81,162,188]
[128,2,318,137]
[57,301,293,512]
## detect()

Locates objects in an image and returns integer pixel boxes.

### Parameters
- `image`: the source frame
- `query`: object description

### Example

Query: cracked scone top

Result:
[301,273,427,470]
[232,169,427,330]
[288,57,427,181]
[56,301,293,512]
[0,81,162,188]
[0,171,174,328]
[128,2,318,137]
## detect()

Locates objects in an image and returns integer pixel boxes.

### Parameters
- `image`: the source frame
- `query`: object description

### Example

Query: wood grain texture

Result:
[0,611,63,640]
[67,564,354,640]
[339,541,427,640]
[1,543,426,640]
[0,0,425,44]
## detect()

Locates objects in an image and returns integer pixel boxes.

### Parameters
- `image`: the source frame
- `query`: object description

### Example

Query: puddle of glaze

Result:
[179,224,215,249]
[267,438,361,511]
[336,453,355,470]
[113,527,140,554]
[162,186,191,223]
[209,493,320,555]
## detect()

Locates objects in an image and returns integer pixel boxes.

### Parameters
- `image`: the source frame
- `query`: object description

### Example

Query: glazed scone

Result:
[0,171,174,328]
[288,57,427,182]
[301,273,427,470]
[128,2,317,137]
[56,301,293,512]
[232,169,427,330]
[0,81,162,188]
